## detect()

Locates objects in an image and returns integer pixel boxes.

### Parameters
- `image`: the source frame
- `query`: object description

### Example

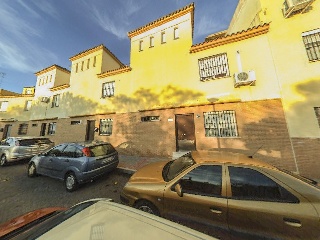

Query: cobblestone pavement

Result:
[0,160,132,224]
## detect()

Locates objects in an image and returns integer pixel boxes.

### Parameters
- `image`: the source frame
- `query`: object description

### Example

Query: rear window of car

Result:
[89,144,116,157]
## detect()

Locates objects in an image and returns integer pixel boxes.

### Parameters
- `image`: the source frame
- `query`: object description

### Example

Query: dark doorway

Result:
[40,123,47,136]
[2,124,12,139]
[85,120,95,141]
[175,114,196,151]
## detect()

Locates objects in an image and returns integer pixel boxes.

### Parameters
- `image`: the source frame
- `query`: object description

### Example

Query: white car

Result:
[2,199,217,240]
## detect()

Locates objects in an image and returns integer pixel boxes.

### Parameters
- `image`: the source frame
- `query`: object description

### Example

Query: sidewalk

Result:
[117,155,171,174]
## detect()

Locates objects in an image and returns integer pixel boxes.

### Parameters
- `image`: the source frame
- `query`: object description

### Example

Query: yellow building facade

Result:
[0,1,319,178]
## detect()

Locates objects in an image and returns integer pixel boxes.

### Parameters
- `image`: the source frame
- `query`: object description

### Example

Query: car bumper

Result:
[77,159,119,184]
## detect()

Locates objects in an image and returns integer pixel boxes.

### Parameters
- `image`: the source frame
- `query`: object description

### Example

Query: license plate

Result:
[101,156,114,164]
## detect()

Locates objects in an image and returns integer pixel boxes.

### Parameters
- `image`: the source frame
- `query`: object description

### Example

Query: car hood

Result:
[129,161,169,183]
[0,207,66,238]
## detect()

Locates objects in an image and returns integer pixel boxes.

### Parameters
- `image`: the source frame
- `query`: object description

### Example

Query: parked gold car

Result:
[121,151,320,239]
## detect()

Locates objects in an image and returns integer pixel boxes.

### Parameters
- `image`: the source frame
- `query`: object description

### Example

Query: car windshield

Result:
[13,200,98,240]
[163,152,195,182]
[280,168,320,189]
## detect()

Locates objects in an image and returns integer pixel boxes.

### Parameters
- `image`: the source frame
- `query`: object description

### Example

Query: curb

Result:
[117,167,136,175]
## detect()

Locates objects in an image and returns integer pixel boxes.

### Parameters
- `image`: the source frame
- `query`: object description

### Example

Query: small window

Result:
[174,27,179,39]
[18,123,28,135]
[99,119,113,136]
[0,101,9,112]
[302,29,320,61]
[102,82,115,98]
[25,100,32,111]
[93,56,97,67]
[161,31,166,44]
[71,120,81,125]
[75,63,78,73]
[139,40,143,51]
[87,58,90,69]
[141,116,160,122]
[149,36,154,47]
[32,124,38,127]
[314,107,320,128]
[81,61,84,71]
[179,165,222,197]
[204,110,238,137]
[48,122,56,135]
[51,94,60,108]
[229,166,299,203]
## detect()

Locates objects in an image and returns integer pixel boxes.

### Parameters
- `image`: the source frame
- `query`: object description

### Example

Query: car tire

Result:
[65,172,78,192]
[0,155,7,166]
[134,200,160,216]
[27,163,37,177]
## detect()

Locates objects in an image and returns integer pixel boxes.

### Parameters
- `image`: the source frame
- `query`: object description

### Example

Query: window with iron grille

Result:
[141,116,160,122]
[302,29,320,61]
[18,123,28,135]
[48,122,56,135]
[204,110,238,137]
[52,94,60,108]
[99,119,113,135]
[102,82,115,98]
[198,53,230,81]
[314,107,320,128]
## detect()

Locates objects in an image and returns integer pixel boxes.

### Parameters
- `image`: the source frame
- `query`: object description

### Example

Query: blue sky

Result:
[0,0,238,93]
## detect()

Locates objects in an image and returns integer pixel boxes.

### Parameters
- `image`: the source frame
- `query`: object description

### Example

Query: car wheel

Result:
[0,155,7,166]
[65,172,78,192]
[28,163,37,177]
[134,200,160,216]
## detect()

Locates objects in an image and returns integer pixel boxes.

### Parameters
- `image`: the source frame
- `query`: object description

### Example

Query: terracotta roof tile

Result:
[35,64,70,76]
[190,23,270,53]
[128,3,194,38]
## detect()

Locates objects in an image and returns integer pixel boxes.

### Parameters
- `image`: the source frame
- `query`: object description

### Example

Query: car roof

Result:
[37,200,216,240]
[62,141,112,147]
[191,150,277,170]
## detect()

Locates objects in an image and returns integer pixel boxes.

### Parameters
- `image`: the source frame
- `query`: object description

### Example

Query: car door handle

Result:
[210,207,222,214]
[283,217,301,228]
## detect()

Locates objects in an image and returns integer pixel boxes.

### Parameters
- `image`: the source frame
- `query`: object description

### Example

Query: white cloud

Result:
[0,1,58,73]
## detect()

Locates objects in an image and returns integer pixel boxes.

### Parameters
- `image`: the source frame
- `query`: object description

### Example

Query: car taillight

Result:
[82,147,91,157]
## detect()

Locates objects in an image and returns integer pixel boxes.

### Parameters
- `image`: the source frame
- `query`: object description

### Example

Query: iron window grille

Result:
[52,94,60,108]
[198,53,230,81]
[18,123,28,135]
[48,122,56,135]
[99,119,113,135]
[141,116,160,122]
[102,82,115,98]
[204,110,238,137]
[302,29,320,61]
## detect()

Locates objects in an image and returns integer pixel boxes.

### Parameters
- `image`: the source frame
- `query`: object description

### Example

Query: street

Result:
[0,160,131,224]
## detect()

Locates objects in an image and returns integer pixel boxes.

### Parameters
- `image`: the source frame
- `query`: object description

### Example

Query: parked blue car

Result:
[27,141,119,191]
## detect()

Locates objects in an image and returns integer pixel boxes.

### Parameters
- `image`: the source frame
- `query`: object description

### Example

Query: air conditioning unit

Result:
[234,71,256,88]
[282,0,313,18]
[41,97,50,103]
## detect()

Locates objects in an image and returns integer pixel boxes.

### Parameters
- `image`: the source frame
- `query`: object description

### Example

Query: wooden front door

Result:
[175,114,196,151]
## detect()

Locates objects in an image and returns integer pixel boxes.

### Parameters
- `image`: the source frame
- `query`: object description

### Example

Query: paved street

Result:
[0,160,131,224]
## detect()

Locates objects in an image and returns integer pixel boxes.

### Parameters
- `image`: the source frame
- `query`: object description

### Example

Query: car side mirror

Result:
[175,183,183,197]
